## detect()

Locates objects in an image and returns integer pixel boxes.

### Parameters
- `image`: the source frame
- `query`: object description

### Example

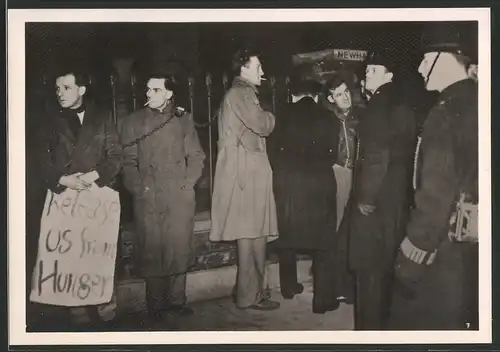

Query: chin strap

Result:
[424,52,442,86]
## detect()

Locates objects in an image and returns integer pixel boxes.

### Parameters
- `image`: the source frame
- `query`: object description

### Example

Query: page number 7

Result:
[466,322,471,328]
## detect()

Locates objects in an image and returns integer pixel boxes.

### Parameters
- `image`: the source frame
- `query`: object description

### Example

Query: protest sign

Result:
[30,185,121,306]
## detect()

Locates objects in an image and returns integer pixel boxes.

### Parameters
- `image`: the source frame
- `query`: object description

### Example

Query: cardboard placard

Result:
[30,186,121,306]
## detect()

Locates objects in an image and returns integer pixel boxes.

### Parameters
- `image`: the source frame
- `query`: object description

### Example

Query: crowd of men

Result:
[26,22,479,331]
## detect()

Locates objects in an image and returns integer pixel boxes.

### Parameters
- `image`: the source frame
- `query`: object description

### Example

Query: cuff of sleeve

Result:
[51,182,66,194]
[399,237,438,266]
[358,196,375,207]
[50,173,66,194]
[357,186,376,206]
[95,178,107,188]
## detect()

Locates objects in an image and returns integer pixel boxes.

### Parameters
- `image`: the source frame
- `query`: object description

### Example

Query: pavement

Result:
[107,278,354,332]
[27,259,354,332]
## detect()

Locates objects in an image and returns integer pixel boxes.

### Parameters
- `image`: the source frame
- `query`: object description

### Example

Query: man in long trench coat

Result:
[209,48,280,311]
[120,72,205,321]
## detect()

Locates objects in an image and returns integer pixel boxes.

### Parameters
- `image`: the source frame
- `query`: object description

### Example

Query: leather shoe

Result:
[313,299,340,314]
[232,287,272,303]
[281,283,304,299]
[337,295,354,305]
[237,298,280,311]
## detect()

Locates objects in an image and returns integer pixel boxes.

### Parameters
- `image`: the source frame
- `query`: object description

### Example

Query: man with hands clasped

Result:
[37,65,122,328]
[42,67,122,194]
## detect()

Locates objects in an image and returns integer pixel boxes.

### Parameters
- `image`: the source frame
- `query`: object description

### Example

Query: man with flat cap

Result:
[348,49,417,330]
[389,23,479,330]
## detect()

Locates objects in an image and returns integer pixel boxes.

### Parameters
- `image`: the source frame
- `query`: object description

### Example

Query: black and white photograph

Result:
[8,8,491,345]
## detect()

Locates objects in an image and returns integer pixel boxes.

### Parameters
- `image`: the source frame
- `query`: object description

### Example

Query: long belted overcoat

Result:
[119,103,206,277]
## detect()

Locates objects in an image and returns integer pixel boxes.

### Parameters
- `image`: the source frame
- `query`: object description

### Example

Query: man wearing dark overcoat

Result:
[348,51,417,330]
[41,69,122,194]
[35,66,122,328]
[268,77,341,313]
[120,70,205,322]
[389,23,479,330]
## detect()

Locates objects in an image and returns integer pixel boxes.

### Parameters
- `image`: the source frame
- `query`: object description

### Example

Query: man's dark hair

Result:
[231,46,261,74]
[53,64,91,87]
[147,71,179,92]
[324,75,348,93]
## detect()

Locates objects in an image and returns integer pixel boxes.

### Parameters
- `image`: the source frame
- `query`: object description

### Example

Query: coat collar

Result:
[147,100,175,116]
[368,81,401,108]
[372,81,394,97]
[56,101,102,146]
[437,78,476,105]
[293,96,317,105]
[233,76,259,94]
[329,103,355,121]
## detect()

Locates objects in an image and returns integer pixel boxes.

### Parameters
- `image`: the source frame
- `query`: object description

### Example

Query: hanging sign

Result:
[30,185,121,307]
[333,49,368,62]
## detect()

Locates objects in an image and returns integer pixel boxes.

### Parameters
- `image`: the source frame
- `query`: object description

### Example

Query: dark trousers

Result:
[146,274,187,312]
[354,266,393,330]
[278,249,337,309]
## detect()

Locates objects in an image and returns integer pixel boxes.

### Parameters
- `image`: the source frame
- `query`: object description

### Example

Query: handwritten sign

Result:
[30,186,121,306]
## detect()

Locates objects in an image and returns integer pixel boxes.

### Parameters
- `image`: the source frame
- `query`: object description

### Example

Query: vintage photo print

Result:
[8,7,491,346]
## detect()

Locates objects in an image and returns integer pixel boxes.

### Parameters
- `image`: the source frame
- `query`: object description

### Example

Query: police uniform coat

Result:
[209,77,278,242]
[349,82,417,271]
[389,79,478,330]
[119,103,206,277]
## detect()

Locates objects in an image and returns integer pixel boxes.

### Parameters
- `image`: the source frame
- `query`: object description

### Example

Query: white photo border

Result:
[7,7,492,346]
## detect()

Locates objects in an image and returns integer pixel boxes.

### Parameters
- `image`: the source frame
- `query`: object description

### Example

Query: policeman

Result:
[349,49,417,330]
[389,23,479,330]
